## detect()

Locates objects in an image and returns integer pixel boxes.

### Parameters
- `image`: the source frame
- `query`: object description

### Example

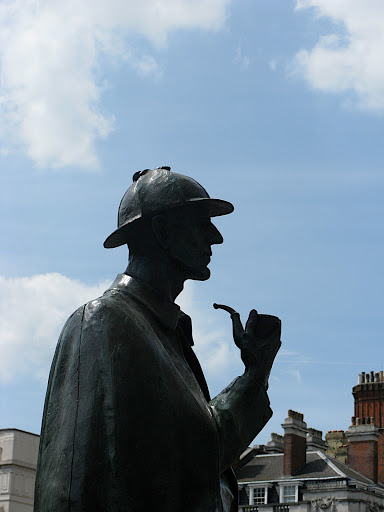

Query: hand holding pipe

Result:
[213,303,258,350]
[214,302,280,389]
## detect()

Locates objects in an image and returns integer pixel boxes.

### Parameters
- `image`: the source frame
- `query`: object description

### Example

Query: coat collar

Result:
[106,273,181,330]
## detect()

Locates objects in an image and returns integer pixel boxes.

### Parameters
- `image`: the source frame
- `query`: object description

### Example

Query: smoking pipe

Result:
[213,303,248,349]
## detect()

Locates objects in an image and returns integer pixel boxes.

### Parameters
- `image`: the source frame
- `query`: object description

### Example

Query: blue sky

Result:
[1,0,384,444]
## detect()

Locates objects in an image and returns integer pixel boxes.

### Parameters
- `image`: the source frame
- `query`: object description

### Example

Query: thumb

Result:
[245,309,258,334]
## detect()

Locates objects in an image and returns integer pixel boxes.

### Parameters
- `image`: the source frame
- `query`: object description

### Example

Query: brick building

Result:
[351,371,384,484]
[322,371,384,485]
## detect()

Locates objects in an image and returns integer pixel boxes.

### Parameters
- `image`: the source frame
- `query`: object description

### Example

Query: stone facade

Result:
[0,429,39,512]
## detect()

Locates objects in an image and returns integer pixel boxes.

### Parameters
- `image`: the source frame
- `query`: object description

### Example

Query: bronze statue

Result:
[34,167,281,512]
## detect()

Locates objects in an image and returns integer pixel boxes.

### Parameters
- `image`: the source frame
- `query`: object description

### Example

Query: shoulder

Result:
[58,289,138,336]
[84,289,141,323]
[63,288,138,320]
[82,289,149,341]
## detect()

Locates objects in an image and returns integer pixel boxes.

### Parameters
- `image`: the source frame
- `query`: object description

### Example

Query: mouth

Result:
[202,251,212,264]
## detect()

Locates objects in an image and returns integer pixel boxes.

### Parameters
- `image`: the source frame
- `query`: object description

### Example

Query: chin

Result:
[190,267,211,281]
[174,258,211,281]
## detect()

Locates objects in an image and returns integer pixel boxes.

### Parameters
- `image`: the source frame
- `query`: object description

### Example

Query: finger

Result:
[245,309,258,334]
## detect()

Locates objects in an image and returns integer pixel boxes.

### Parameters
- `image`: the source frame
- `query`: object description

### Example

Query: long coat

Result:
[34,274,272,511]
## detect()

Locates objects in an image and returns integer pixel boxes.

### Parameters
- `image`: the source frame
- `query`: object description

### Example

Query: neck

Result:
[125,254,185,303]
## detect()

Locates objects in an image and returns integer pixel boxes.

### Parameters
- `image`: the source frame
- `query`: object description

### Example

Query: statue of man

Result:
[34,167,281,512]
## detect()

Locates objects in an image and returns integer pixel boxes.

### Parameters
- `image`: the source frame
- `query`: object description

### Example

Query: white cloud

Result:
[292,0,384,112]
[0,273,109,383]
[0,0,230,169]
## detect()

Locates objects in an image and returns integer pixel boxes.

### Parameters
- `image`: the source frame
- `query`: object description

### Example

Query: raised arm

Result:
[210,304,281,472]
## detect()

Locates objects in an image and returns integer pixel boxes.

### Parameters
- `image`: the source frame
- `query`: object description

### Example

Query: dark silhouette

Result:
[34,167,281,512]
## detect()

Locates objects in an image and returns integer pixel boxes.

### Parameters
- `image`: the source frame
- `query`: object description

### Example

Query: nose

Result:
[209,222,223,245]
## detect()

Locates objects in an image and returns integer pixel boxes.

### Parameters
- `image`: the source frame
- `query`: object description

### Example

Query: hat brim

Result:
[103,198,234,249]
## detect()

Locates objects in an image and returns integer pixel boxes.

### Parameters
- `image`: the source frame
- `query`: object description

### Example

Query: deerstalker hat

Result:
[103,166,234,248]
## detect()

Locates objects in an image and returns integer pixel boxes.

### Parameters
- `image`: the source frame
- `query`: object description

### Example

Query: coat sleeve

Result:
[209,373,272,473]
[179,310,273,474]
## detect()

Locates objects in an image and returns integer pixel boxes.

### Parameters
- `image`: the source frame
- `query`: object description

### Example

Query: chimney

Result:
[307,428,326,453]
[266,433,284,454]
[353,370,384,483]
[282,410,307,475]
[325,430,348,463]
[347,417,379,482]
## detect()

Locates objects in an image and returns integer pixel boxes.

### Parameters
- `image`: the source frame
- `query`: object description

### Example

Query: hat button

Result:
[132,169,151,182]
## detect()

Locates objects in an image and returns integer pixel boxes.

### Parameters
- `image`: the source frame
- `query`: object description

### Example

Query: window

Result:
[278,482,302,504]
[249,485,270,505]
[253,487,265,504]
[283,485,296,503]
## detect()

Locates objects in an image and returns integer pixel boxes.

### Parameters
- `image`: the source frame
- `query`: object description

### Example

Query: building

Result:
[352,371,384,484]
[236,410,384,512]
[0,429,39,512]
[321,371,384,484]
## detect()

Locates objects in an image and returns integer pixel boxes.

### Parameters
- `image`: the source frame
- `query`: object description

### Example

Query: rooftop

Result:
[236,450,380,487]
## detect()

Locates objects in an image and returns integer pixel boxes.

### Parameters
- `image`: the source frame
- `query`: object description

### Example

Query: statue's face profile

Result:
[166,211,223,281]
